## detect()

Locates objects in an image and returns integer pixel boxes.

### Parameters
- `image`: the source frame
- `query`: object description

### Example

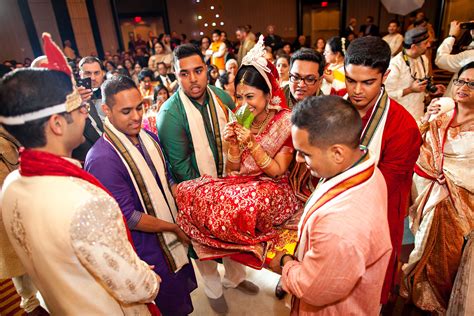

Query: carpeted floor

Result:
[0,279,24,316]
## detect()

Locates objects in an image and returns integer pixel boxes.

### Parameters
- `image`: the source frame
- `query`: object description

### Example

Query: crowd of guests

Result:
[0,10,472,316]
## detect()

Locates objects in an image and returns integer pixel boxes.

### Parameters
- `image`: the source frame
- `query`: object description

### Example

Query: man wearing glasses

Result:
[283,48,325,109]
[385,27,446,120]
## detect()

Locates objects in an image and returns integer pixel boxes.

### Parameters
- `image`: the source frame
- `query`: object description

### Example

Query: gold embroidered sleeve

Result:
[70,195,160,304]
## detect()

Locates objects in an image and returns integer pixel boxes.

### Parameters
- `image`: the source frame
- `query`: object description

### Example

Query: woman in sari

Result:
[321,36,348,96]
[401,62,474,314]
[142,85,170,135]
[148,41,173,75]
[176,36,301,264]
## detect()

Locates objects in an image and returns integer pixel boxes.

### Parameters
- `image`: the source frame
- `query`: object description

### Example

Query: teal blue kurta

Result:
[156,85,235,183]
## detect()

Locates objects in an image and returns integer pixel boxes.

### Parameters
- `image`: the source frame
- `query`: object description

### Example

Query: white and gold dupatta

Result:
[104,118,189,272]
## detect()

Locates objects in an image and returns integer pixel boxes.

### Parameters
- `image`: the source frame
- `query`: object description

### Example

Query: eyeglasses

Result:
[289,74,319,86]
[453,79,474,89]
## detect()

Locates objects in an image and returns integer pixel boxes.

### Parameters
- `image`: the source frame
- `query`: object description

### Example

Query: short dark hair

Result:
[235,65,270,95]
[102,75,138,107]
[0,64,11,78]
[138,69,154,82]
[388,20,400,27]
[212,29,222,36]
[414,17,428,27]
[157,62,167,69]
[458,61,474,77]
[218,71,232,87]
[105,60,116,70]
[291,95,362,149]
[236,26,247,33]
[79,56,102,70]
[344,36,391,74]
[200,36,211,45]
[173,44,204,68]
[290,48,325,77]
[0,69,73,147]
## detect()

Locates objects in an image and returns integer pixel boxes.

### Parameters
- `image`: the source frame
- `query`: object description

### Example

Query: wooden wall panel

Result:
[28,0,62,47]
[0,0,34,61]
[167,0,297,41]
[66,0,96,56]
[444,0,474,37]
[346,0,381,34]
[93,0,118,54]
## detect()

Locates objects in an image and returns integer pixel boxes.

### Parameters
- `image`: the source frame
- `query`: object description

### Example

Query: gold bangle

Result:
[254,151,267,165]
[259,156,272,169]
[256,153,272,169]
[227,150,241,163]
[250,143,261,154]
[227,155,241,163]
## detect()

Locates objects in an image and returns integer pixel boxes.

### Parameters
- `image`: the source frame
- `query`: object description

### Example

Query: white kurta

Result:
[435,37,474,98]
[1,162,159,315]
[383,33,403,56]
[385,52,429,120]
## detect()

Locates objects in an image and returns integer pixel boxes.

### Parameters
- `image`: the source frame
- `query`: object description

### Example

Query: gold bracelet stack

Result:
[256,153,272,169]
[250,143,261,154]
[227,150,241,164]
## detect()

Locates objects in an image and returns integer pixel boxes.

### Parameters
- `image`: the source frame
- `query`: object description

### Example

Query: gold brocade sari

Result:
[401,109,474,314]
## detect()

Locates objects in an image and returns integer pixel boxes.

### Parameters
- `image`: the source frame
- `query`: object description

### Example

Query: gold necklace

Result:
[251,111,271,130]
[252,112,273,136]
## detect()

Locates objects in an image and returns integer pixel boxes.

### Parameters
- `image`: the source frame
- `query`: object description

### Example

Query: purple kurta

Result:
[85,131,197,316]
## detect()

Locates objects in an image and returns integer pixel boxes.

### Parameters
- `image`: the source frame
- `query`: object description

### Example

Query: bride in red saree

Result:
[176,36,301,266]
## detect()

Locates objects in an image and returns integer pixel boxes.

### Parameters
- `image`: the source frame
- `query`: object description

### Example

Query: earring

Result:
[265,103,270,113]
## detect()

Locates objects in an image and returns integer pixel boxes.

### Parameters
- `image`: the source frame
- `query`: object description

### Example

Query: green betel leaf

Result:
[235,105,255,129]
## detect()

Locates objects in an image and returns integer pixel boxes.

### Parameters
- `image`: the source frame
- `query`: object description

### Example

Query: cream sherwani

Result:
[385,52,429,120]
[1,160,159,315]
[383,33,403,56]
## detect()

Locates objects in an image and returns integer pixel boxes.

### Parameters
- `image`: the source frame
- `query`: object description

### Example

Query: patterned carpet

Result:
[0,279,24,316]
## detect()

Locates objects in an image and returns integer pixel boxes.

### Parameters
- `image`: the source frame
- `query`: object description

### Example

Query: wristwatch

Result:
[447,35,456,39]
[280,254,294,270]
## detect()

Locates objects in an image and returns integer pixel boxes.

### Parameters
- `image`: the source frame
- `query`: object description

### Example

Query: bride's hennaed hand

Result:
[223,123,238,144]
[235,125,253,146]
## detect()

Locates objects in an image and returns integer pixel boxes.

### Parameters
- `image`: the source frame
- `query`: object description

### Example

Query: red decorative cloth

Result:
[361,99,422,303]
[19,148,160,316]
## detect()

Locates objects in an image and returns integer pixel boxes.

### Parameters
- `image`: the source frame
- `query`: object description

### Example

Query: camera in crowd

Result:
[418,77,438,93]
[460,22,474,30]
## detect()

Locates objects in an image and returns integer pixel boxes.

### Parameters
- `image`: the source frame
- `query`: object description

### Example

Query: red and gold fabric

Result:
[176,110,302,267]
